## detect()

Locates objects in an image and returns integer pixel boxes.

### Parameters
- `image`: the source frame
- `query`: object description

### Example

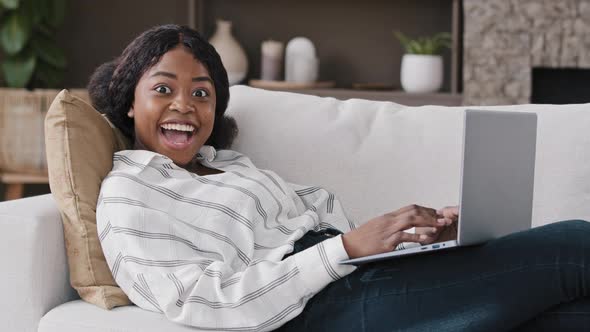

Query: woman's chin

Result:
[160,151,194,167]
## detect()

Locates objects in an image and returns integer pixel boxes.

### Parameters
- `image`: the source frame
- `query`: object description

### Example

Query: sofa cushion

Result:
[45,90,132,309]
[0,194,78,332]
[226,85,590,227]
[38,300,193,332]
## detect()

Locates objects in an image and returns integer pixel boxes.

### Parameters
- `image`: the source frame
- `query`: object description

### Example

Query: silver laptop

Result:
[340,110,537,265]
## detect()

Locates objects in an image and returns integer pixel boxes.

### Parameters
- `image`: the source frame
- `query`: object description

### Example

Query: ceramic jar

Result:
[209,20,248,85]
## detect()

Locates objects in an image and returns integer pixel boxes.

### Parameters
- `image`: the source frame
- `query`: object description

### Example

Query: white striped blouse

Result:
[97,147,358,331]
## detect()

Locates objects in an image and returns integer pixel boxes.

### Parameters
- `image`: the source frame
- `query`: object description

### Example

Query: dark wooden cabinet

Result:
[192,0,463,102]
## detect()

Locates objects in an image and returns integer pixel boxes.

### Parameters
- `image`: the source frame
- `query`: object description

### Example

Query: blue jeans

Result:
[278,220,590,331]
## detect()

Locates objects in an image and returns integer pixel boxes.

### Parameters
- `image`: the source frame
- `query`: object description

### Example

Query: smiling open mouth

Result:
[160,123,196,146]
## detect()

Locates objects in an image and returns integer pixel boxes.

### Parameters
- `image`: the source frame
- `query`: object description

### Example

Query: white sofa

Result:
[1,85,589,331]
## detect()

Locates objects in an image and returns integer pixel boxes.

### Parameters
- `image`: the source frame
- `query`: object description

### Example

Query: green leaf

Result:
[394,30,452,55]
[424,39,435,54]
[34,59,63,88]
[0,10,32,54]
[1,52,36,88]
[408,40,423,54]
[393,30,411,49]
[31,34,66,68]
[0,0,19,10]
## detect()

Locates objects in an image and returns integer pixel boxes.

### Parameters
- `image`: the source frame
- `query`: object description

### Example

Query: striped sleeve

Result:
[288,182,358,232]
[288,183,419,252]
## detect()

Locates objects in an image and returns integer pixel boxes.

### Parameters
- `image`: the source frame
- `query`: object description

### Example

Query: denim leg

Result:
[278,220,590,332]
[515,297,590,331]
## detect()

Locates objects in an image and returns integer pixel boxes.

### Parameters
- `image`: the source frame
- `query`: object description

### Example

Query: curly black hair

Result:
[87,24,237,149]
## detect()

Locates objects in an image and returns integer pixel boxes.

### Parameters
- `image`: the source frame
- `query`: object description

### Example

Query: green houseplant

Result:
[394,31,451,56]
[393,31,451,93]
[0,0,66,88]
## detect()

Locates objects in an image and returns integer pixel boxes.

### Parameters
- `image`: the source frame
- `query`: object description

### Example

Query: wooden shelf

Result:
[0,172,49,201]
[196,0,463,93]
[0,172,48,184]
[249,79,335,90]
[249,86,463,106]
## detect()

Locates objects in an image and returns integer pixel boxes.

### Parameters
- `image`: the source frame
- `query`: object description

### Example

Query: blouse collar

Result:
[196,145,217,163]
[132,138,217,165]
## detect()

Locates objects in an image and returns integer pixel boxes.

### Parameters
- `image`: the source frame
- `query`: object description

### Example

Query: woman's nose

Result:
[170,94,195,113]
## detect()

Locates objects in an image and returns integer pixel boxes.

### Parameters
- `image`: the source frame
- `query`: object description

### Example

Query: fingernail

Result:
[437,219,446,224]
[419,234,428,240]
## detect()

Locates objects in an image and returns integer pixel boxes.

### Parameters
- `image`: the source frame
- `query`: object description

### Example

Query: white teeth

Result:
[160,123,195,132]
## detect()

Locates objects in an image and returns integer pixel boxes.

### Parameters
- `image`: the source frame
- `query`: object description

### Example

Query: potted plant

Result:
[394,31,451,93]
[0,0,66,88]
[0,0,68,174]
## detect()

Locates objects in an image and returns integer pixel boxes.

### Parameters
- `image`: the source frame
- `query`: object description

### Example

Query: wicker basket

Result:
[0,88,89,174]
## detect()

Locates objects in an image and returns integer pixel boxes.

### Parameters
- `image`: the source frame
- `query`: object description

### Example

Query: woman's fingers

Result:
[423,226,439,235]
[389,205,441,232]
[437,206,459,220]
[437,217,454,226]
[385,231,423,248]
[417,232,440,245]
[387,225,449,248]
[421,222,457,243]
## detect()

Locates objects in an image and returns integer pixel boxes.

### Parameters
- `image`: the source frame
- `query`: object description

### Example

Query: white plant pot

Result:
[400,54,443,93]
[209,20,248,85]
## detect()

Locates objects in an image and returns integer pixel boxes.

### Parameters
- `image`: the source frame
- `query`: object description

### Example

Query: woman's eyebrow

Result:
[150,71,213,84]
[150,71,176,79]
[193,76,213,84]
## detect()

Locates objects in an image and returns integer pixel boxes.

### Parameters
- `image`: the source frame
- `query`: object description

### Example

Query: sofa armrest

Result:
[0,194,78,332]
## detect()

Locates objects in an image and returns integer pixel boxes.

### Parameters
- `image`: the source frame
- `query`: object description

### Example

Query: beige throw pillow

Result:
[45,89,132,309]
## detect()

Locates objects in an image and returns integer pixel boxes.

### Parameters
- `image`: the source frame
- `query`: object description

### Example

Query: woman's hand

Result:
[416,206,459,244]
[342,204,452,259]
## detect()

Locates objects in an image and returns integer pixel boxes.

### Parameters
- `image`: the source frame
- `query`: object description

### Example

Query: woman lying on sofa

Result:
[90,24,590,332]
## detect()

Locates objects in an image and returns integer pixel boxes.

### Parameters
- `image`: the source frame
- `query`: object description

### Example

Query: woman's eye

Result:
[193,89,209,97]
[155,86,171,94]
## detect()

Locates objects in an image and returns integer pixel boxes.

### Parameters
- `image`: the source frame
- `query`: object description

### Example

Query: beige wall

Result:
[58,0,191,88]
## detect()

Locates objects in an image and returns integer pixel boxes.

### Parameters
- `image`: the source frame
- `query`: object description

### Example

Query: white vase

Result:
[400,54,443,93]
[209,20,248,85]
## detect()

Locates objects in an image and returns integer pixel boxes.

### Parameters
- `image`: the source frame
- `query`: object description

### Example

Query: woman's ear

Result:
[128,108,134,118]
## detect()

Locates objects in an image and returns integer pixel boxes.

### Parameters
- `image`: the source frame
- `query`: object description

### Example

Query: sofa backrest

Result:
[226,85,590,227]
